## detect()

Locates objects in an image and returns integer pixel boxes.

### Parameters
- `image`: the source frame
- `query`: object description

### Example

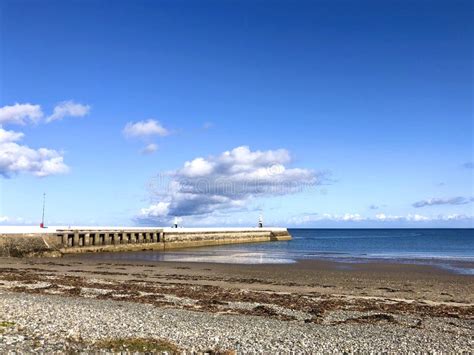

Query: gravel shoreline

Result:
[1,291,473,353]
[1,257,473,353]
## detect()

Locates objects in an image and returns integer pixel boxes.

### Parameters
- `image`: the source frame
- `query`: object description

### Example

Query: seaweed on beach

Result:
[1,267,473,323]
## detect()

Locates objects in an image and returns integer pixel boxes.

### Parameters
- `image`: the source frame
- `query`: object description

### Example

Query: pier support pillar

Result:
[104,233,110,245]
[73,232,79,247]
[114,233,120,245]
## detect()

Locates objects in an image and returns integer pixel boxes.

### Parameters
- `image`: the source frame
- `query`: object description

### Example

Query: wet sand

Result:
[76,255,474,303]
[2,256,473,306]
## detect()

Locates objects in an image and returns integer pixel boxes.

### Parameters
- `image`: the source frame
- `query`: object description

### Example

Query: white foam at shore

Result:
[161,252,296,264]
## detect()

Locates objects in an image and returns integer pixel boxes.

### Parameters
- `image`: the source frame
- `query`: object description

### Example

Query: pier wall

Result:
[161,229,290,250]
[0,227,291,257]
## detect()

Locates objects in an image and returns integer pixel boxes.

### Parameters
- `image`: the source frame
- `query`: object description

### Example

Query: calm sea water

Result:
[82,229,474,274]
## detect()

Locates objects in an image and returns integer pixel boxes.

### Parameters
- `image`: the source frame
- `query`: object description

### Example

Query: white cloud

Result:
[46,101,90,122]
[123,119,169,138]
[341,213,364,221]
[290,213,366,224]
[181,157,214,177]
[0,128,24,143]
[0,103,43,125]
[440,214,470,221]
[289,212,473,225]
[140,202,170,217]
[0,128,69,177]
[406,214,430,222]
[375,213,406,221]
[375,213,430,222]
[0,101,90,125]
[141,143,158,155]
[0,100,87,178]
[137,146,322,224]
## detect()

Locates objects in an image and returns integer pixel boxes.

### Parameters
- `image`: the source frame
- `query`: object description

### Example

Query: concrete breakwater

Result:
[0,227,292,257]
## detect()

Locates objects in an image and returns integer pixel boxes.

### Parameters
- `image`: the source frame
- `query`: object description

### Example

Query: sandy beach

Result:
[0,255,472,352]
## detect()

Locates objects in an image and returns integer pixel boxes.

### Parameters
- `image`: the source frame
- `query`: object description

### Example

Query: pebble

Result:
[0,291,472,353]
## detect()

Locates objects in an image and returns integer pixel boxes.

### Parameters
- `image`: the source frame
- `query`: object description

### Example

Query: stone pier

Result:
[0,227,292,257]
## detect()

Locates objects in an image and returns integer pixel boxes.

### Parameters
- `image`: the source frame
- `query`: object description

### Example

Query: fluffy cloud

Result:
[0,101,90,125]
[141,143,158,155]
[0,128,69,177]
[375,213,430,222]
[46,101,90,122]
[123,119,169,138]
[0,128,24,143]
[412,196,473,208]
[0,103,43,125]
[140,202,170,217]
[137,146,322,224]
[0,101,89,178]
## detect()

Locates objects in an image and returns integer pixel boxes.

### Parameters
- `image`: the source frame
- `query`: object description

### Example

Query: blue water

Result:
[82,229,474,274]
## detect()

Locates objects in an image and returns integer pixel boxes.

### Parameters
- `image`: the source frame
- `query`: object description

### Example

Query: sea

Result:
[82,228,474,275]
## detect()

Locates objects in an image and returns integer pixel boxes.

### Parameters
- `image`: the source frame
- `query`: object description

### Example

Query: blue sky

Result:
[0,0,472,227]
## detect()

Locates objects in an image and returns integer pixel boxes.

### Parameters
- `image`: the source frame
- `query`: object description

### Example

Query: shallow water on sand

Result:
[81,228,474,274]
